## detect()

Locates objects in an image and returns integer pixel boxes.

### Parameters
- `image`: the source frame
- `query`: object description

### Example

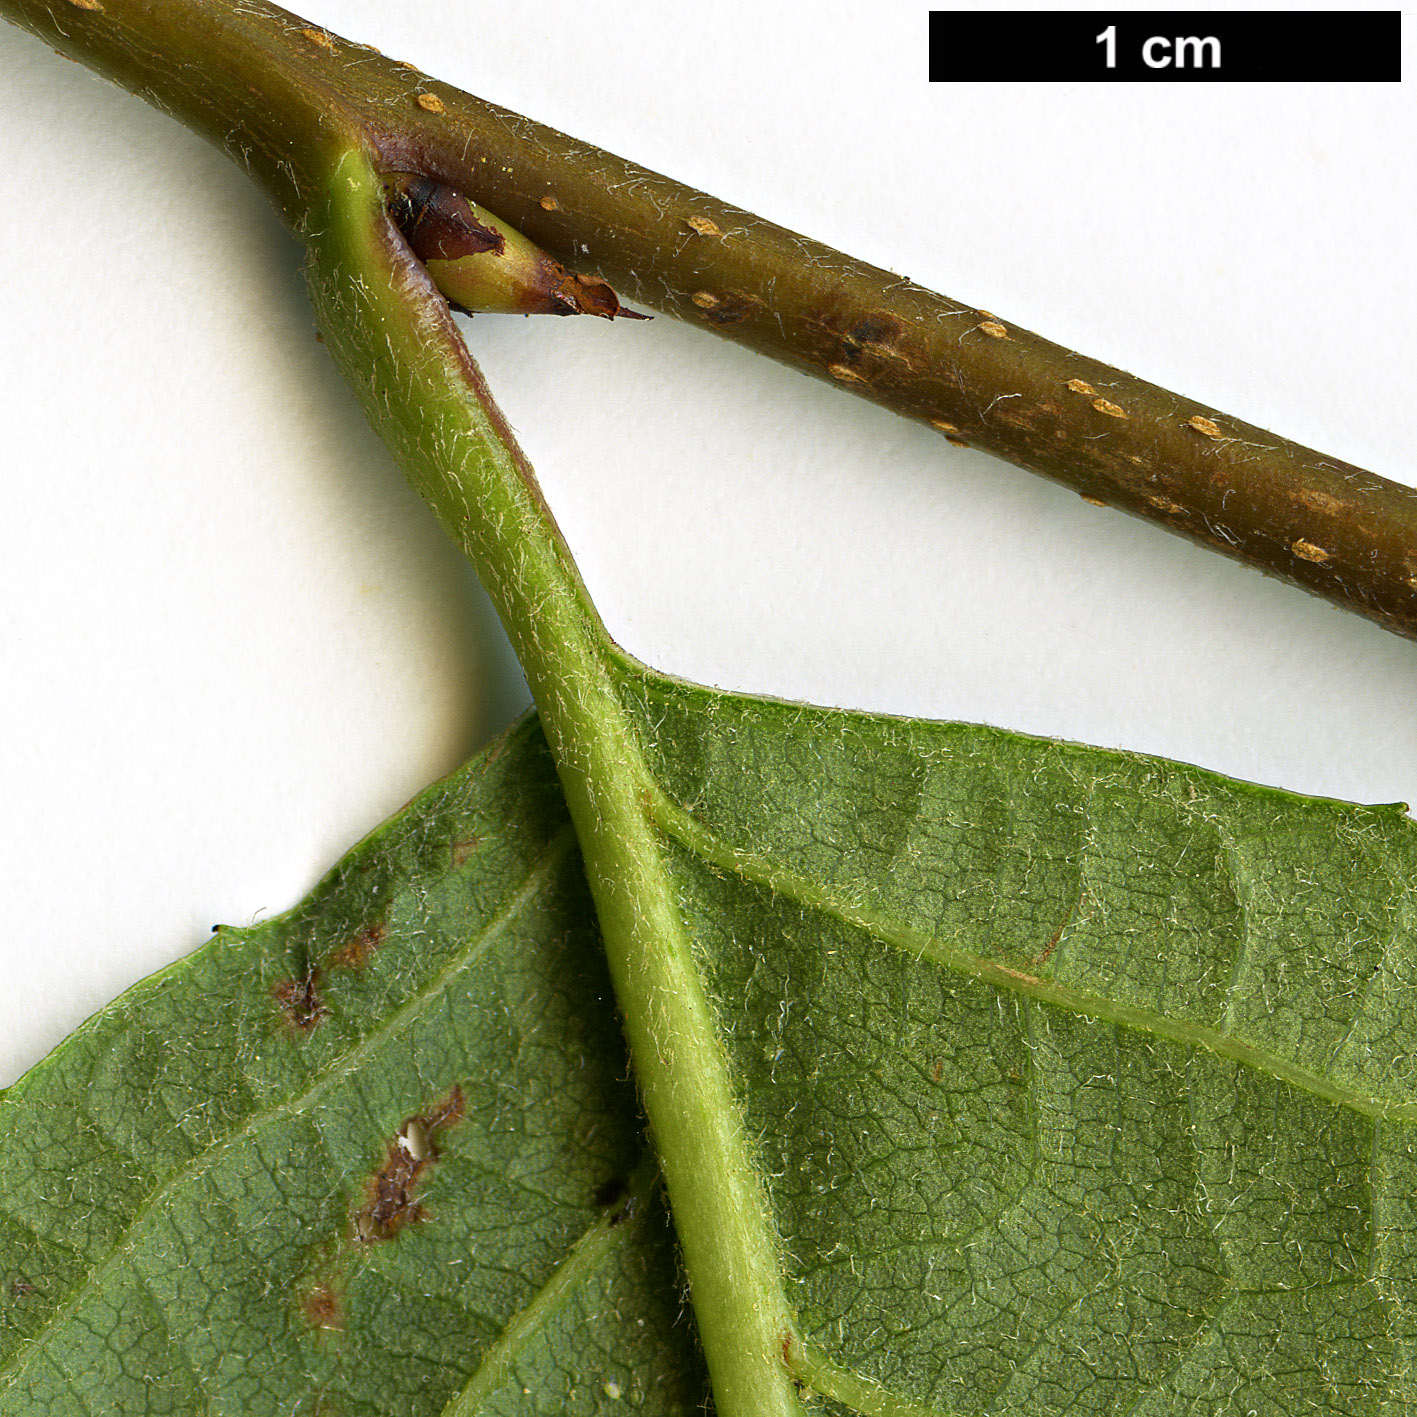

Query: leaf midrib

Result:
[0,825,576,1388]
[650,789,1417,1123]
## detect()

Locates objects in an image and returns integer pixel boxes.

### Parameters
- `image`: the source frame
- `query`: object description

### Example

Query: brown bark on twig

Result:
[5,0,1415,640]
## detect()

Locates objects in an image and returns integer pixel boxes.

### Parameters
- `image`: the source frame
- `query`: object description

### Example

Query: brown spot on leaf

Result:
[978,320,1010,340]
[1292,539,1332,564]
[415,92,445,114]
[539,195,559,211]
[685,214,724,238]
[66,0,103,9]
[329,922,388,971]
[932,1060,945,1084]
[274,968,328,1032]
[828,363,865,383]
[944,434,969,448]
[691,290,719,308]
[451,834,481,868]
[1066,378,1097,395]
[930,418,960,434]
[1080,494,1107,507]
[1091,397,1128,419]
[10,1279,36,1298]
[298,27,335,50]
[1035,897,1080,967]
[301,1284,342,1330]
[997,965,1041,985]
[1187,414,1224,439]
[355,1086,466,1244]
[1148,495,1188,515]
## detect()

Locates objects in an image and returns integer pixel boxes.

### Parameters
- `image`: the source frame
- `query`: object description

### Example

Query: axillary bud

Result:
[383,173,645,319]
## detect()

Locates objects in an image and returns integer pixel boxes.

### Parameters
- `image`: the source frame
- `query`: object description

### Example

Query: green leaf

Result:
[289,155,1417,1414]
[1,25,1411,1414]
[0,716,708,1415]
[8,663,1417,1415]
[603,653,1417,1415]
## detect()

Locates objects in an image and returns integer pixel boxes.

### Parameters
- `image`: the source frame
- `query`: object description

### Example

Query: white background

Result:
[0,1,1413,1084]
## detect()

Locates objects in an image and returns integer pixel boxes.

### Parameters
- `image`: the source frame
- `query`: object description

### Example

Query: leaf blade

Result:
[0,716,707,1415]
[269,145,1417,1414]
[610,653,1417,1415]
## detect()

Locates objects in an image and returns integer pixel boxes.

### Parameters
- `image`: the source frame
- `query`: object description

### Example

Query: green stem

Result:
[0,2,806,1405]
[0,0,356,225]
[2,0,1413,641]
[1,0,1408,1398]
[308,156,804,1417]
